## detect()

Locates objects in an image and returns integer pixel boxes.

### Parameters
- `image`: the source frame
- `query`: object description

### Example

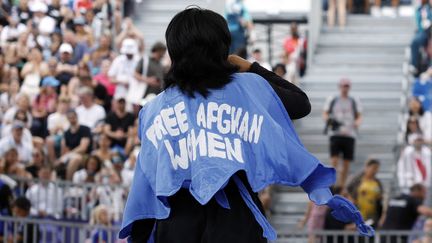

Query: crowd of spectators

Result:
[295,1,432,242]
[0,0,166,241]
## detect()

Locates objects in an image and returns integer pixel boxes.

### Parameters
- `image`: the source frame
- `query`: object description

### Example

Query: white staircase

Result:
[271,15,414,242]
[133,0,223,49]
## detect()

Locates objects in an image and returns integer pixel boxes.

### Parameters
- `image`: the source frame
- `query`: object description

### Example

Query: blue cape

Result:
[120,72,335,240]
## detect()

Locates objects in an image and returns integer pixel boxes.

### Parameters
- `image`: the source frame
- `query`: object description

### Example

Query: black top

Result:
[64,125,92,153]
[249,62,311,120]
[105,112,135,147]
[381,194,422,230]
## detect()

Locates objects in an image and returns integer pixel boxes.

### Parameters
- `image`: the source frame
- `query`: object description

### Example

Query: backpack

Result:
[329,96,359,119]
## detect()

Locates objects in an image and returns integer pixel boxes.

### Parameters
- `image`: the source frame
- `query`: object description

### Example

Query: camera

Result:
[323,118,343,135]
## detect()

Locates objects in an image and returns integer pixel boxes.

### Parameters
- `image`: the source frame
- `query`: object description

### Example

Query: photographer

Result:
[323,78,362,187]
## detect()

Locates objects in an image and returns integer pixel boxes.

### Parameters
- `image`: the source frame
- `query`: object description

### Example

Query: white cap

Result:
[59,43,73,54]
[120,38,138,55]
[38,16,56,34]
[30,2,48,13]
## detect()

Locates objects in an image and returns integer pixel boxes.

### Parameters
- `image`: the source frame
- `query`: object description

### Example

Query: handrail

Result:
[307,0,323,69]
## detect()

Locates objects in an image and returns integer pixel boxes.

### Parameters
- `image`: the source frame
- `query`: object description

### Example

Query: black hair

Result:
[85,155,103,173]
[366,158,380,167]
[272,63,287,75]
[409,97,425,116]
[410,183,425,193]
[66,109,77,117]
[405,116,422,143]
[164,7,238,97]
[13,197,31,212]
[151,42,167,53]
[252,48,261,54]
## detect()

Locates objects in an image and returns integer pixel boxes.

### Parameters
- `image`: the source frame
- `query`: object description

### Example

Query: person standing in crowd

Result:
[103,97,134,148]
[406,97,432,144]
[405,116,422,144]
[134,41,167,98]
[298,200,328,243]
[381,184,432,243]
[75,86,106,132]
[398,133,432,192]
[0,121,33,164]
[248,49,271,71]
[46,96,71,162]
[90,204,114,243]
[346,159,383,228]
[25,166,63,219]
[56,43,77,87]
[59,110,92,180]
[108,38,139,99]
[225,0,254,54]
[323,78,362,187]
[327,0,347,29]
[410,0,432,76]
[26,148,46,178]
[283,22,306,84]
[11,197,39,243]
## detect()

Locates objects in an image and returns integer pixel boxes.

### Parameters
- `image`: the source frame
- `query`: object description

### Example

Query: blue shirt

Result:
[120,72,335,241]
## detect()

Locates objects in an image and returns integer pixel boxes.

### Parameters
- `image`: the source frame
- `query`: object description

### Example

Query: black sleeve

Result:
[81,126,92,139]
[248,62,311,120]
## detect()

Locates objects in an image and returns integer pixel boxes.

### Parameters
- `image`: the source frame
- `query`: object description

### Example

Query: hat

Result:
[339,78,351,86]
[12,120,25,130]
[29,2,48,13]
[120,38,138,55]
[42,76,60,87]
[59,43,73,54]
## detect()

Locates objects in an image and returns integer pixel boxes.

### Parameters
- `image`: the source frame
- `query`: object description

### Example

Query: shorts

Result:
[330,136,355,161]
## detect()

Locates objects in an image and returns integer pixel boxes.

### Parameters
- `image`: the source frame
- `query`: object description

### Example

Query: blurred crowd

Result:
[0,0,431,242]
[0,0,170,242]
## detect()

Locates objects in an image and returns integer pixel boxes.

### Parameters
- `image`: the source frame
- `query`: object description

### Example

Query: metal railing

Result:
[307,0,323,69]
[0,216,121,243]
[277,230,429,243]
[7,176,129,222]
[0,215,429,243]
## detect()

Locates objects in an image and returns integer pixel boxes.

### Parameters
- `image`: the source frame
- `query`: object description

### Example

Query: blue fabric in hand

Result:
[327,195,375,237]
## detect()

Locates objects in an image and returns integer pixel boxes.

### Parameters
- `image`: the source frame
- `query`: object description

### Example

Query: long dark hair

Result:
[164,7,238,97]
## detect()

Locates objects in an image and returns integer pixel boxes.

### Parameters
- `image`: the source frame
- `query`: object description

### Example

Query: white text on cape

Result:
[145,101,264,170]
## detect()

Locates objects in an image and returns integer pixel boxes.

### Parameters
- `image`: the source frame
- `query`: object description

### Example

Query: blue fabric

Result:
[412,78,432,111]
[120,72,336,240]
[327,195,375,237]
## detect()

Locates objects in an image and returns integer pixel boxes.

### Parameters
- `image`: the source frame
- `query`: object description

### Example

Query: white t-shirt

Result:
[108,54,139,98]
[76,104,106,129]
[323,95,363,138]
[47,112,70,134]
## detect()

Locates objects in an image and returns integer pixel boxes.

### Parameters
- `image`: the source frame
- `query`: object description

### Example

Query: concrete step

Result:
[316,45,406,55]
[322,25,414,34]
[309,99,400,109]
[301,82,402,92]
[306,66,403,76]
[306,90,401,99]
[346,15,413,26]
